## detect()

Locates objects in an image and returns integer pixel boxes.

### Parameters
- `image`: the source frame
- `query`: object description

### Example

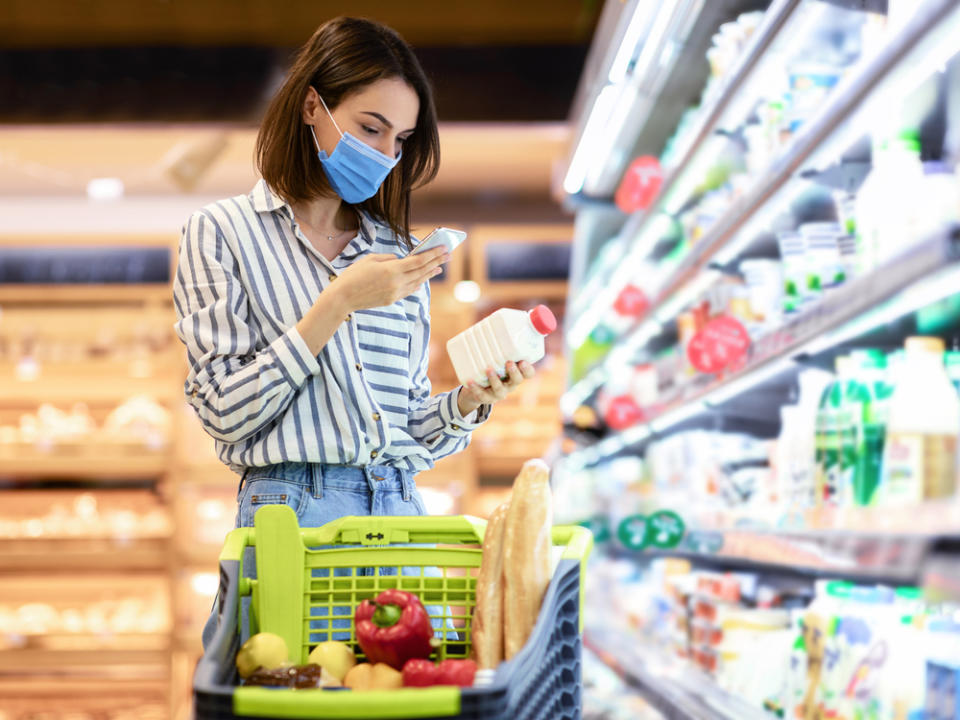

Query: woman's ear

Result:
[302,86,322,124]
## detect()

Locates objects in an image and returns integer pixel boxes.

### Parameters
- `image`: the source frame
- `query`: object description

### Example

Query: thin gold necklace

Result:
[295,214,344,242]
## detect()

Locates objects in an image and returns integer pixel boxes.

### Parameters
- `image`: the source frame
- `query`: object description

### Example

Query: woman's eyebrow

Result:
[361,111,415,134]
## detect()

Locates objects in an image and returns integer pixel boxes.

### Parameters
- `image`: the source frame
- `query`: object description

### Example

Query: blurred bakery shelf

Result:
[0,445,170,480]
[0,537,170,572]
[2,370,179,405]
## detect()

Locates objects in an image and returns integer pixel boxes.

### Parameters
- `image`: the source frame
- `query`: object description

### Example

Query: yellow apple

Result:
[235,632,289,679]
[307,641,357,682]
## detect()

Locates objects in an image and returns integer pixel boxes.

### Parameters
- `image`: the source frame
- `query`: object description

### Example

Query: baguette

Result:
[502,459,553,660]
[471,502,509,669]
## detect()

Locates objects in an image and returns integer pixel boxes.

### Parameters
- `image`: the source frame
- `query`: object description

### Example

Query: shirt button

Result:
[328,273,337,282]
[191,389,198,399]
[346,314,352,321]
[370,450,378,459]
[372,413,381,422]
[451,424,461,431]
[355,363,362,371]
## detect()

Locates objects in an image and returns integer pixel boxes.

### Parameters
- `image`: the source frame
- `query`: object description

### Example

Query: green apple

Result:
[235,632,289,679]
[307,641,357,682]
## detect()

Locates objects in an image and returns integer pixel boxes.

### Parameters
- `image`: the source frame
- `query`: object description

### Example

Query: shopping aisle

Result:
[558,0,960,717]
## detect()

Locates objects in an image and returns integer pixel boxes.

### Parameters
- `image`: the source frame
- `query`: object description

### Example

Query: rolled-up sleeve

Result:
[405,282,489,461]
[172,211,321,443]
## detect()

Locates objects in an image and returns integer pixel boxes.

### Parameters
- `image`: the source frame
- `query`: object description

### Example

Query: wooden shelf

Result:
[0,646,171,671]
[0,447,170,480]
[1,374,180,405]
[0,536,170,572]
[0,284,173,304]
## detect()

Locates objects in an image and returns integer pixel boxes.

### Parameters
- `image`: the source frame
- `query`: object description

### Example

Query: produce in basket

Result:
[235,632,289,679]
[245,663,341,689]
[343,662,404,691]
[402,658,478,688]
[502,459,553,660]
[355,589,435,670]
[471,502,509,669]
[307,641,357,682]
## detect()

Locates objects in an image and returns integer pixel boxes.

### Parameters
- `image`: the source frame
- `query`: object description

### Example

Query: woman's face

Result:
[307,77,419,159]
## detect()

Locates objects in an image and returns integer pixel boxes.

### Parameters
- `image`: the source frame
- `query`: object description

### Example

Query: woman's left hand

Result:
[456,361,536,417]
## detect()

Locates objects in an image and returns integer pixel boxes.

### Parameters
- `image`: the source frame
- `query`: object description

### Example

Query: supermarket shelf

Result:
[610,500,960,583]
[584,628,771,720]
[645,0,960,327]
[568,0,803,324]
[0,536,170,572]
[566,224,960,467]
[566,0,960,382]
[1,373,180,405]
[0,646,171,672]
[0,447,169,480]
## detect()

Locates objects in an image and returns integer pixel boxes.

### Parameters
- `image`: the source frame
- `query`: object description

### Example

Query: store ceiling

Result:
[0,1,602,123]
[1,0,602,47]
[0,2,595,226]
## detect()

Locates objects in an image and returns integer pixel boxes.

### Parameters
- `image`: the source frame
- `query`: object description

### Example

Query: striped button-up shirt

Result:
[173,179,487,475]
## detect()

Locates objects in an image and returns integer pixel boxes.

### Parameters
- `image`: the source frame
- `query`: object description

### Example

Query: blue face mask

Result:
[311,93,401,204]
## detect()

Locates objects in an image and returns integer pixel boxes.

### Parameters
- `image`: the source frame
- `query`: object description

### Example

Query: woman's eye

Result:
[361,125,379,135]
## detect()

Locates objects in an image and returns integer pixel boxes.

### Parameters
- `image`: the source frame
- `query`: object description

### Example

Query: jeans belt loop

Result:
[312,464,324,500]
[400,468,412,502]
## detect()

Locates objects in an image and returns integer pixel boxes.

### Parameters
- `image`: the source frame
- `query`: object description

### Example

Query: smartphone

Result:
[412,227,467,255]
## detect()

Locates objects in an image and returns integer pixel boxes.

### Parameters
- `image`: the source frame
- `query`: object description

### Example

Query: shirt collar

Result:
[249,179,387,253]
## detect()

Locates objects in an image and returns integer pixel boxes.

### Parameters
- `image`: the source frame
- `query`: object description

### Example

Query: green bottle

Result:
[815,357,848,506]
[848,350,890,507]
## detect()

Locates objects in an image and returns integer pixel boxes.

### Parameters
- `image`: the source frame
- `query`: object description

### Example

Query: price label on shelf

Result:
[645,510,686,549]
[613,284,650,318]
[614,156,663,213]
[617,514,649,550]
[603,394,645,431]
[687,315,751,374]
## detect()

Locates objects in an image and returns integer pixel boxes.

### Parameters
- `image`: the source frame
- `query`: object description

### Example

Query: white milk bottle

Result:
[879,336,960,504]
[446,305,557,387]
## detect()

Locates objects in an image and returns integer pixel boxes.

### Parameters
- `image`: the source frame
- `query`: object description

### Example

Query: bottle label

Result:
[882,433,958,503]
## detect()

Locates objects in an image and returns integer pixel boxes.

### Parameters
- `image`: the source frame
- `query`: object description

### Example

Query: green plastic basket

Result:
[195,504,593,719]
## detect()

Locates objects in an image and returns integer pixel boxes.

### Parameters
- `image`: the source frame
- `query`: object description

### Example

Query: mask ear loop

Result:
[314,90,345,140]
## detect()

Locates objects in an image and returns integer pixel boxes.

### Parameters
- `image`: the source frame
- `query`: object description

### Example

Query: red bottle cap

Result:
[529,305,557,335]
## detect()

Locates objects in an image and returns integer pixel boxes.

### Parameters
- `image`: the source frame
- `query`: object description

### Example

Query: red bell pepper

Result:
[402,658,478,688]
[355,589,434,670]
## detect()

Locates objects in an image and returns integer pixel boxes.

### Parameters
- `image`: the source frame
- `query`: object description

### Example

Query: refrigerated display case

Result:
[558,0,960,716]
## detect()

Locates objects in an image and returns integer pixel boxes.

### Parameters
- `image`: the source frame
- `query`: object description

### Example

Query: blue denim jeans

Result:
[201,462,442,650]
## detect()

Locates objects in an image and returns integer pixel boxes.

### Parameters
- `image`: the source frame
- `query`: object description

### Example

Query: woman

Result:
[174,15,535,643]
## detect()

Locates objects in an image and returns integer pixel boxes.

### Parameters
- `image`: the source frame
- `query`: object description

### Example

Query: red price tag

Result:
[615,156,663,213]
[686,316,751,374]
[613,284,649,318]
[604,395,645,431]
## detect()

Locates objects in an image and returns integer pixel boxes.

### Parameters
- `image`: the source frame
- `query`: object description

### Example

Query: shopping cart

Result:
[194,504,593,720]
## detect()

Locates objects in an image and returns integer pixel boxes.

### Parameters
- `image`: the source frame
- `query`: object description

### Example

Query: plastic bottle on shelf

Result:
[848,349,891,507]
[446,304,557,387]
[855,129,925,273]
[814,357,850,507]
[917,161,960,238]
[879,336,960,504]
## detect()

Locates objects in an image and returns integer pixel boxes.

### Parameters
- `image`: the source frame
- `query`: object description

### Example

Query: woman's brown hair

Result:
[256,17,440,246]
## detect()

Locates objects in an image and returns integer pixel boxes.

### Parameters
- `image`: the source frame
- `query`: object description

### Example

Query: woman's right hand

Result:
[333,247,449,312]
